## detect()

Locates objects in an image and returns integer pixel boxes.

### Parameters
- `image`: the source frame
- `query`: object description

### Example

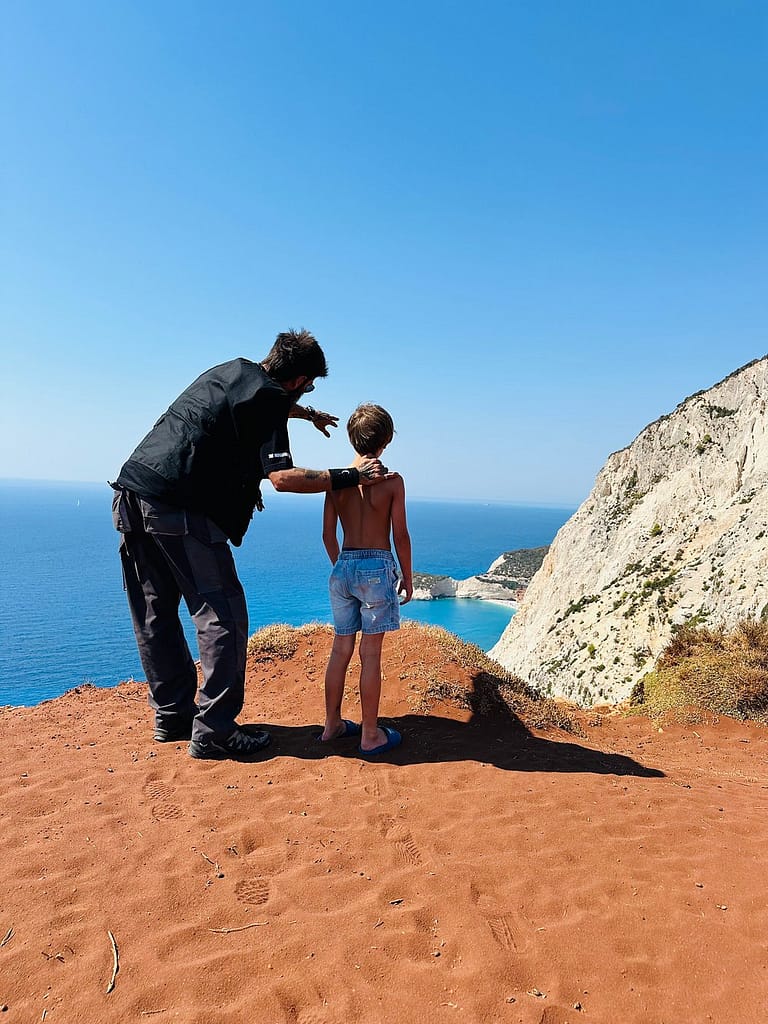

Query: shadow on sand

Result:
[249,676,665,778]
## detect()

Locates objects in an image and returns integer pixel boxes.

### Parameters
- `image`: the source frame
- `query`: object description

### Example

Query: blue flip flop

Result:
[359,726,402,757]
[315,719,362,743]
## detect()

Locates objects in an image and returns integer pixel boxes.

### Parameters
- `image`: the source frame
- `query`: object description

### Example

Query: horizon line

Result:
[0,476,582,510]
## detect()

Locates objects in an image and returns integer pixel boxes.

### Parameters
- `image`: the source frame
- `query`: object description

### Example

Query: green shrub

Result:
[632,620,768,723]
[695,434,713,455]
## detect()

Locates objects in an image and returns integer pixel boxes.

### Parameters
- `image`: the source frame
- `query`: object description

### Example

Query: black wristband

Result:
[304,406,316,420]
[330,467,360,489]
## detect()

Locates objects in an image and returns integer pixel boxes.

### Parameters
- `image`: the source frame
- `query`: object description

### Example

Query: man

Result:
[111,328,388,760]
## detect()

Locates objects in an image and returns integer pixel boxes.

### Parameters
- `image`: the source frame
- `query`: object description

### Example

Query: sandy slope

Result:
[1,624,766,1024]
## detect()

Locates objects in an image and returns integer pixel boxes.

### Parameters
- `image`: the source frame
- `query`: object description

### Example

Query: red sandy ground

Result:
[1,624,767,1024]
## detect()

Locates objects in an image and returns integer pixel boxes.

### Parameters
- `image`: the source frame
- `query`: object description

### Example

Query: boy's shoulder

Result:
[384,472,406,502]
[384,470,405,489]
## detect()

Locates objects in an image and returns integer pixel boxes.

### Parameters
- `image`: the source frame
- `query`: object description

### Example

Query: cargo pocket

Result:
[186,510,229,545]
[182,536,237,595]
[139,498,188,536]
[111,490,132,533]
[109,489,132,590]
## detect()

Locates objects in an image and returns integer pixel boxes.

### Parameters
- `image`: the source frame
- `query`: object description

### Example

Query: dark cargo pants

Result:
[112,488,248,743]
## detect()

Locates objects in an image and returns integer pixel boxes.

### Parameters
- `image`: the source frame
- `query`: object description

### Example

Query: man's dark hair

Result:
[347,403,394,455]
[261,328,328,382]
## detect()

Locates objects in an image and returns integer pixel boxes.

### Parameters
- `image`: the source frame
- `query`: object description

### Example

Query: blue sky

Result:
[2,1,766,503]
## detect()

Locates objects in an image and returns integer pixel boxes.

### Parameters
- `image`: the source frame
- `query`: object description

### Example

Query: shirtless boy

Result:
[319,404,413,755]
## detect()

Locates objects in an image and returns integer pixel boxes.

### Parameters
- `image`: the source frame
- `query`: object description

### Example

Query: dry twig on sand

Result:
[106,930,119,994]
[209,922,269,934]
[0,927,13,947]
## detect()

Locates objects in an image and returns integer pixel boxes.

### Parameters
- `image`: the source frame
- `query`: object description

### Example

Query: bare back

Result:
[327,477,398,549]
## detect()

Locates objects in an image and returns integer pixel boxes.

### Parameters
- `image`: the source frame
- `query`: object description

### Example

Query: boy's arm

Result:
[322,494,340,564]
[390,475,413,604]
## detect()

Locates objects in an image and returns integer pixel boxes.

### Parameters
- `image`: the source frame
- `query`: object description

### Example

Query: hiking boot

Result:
[188,726,271,761]
[154,706,199,742]
[153,719,195,742]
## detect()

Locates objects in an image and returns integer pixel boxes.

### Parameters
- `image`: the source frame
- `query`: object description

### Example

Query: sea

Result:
[0,480,573,707]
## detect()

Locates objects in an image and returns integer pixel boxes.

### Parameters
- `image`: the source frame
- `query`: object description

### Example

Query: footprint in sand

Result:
[487,915,518,951]
[296,1009,335,1024]
[363,770,396,799]
[238,826,267,855]
[151,802,184,821]
[395,833,423,867]
[145,783,175,802]
[144,775,184,821]
[471,883,530,954]
[383,823,424,866]
[363,776,382,798]
[143,775,176,803]
[28,806,56,819]
[235,877,270,906]
[377,816,396,837]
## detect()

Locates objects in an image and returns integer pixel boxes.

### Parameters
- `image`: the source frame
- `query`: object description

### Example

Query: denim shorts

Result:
[329,549,400,636]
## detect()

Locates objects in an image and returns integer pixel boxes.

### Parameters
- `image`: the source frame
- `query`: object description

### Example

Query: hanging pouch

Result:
[139,497,188,536]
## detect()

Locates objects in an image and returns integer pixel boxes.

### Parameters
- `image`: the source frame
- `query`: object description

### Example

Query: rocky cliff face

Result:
[489,357,768,705]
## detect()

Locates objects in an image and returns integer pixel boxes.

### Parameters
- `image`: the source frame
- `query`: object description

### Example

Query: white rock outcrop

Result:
[411,574,517,603]
[411,548,547,604]
[412,575,460,600]
[489,357,768,705]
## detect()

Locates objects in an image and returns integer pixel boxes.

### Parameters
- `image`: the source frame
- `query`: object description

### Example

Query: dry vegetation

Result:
[631,619,768,723]
[414,623,577,732]
[247,622,332,661]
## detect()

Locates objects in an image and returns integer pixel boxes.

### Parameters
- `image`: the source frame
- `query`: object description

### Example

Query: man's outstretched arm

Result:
[268,458,389,494]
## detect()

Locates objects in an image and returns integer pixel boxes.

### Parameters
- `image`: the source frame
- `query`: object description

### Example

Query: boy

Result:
[320,403,413,755]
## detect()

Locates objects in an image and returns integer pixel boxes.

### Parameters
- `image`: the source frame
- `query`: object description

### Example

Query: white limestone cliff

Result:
[489,357,768,705]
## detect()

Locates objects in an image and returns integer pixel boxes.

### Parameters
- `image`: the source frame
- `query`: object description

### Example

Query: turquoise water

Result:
[0,481,573,706]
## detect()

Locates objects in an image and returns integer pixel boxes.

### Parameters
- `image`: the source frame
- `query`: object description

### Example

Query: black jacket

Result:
[116,359,294,545]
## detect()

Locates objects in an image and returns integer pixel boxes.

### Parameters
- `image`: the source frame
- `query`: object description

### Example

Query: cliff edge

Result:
[489,357,768,705]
